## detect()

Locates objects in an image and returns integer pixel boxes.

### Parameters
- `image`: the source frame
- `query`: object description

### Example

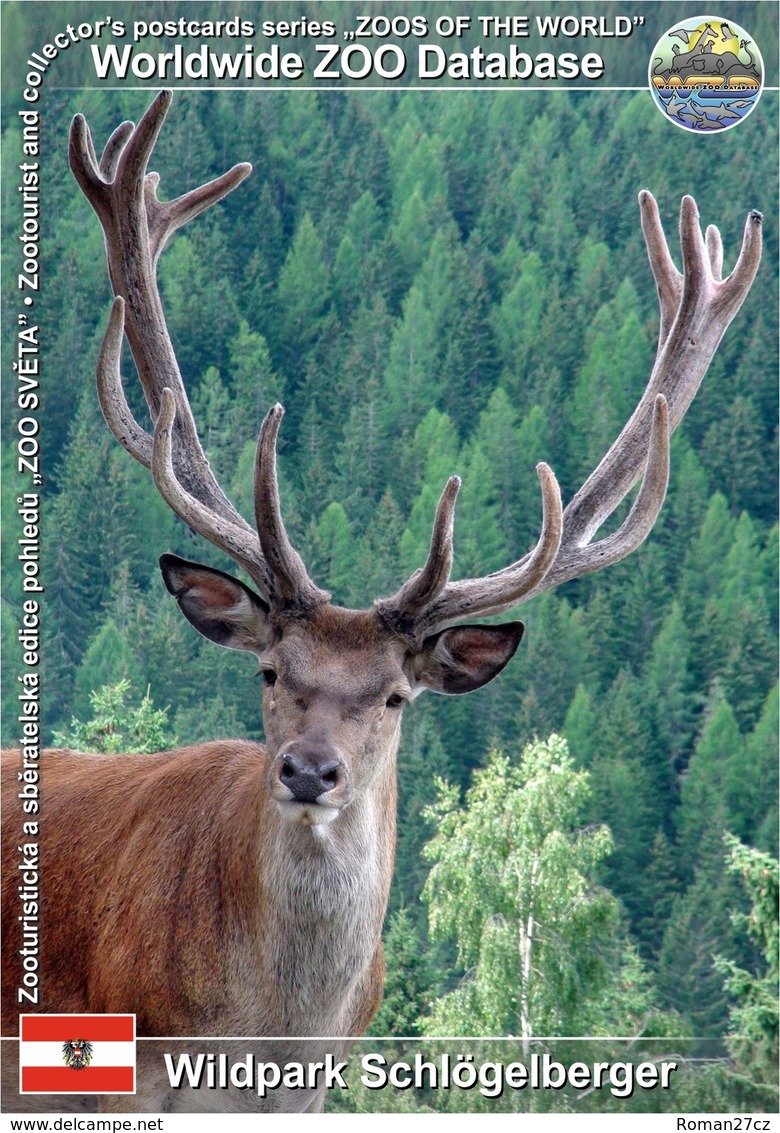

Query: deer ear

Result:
[414,622,524,695]
[159,554,272,651]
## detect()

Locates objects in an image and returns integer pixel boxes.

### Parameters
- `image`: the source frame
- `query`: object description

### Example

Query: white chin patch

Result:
[276,800,339,827]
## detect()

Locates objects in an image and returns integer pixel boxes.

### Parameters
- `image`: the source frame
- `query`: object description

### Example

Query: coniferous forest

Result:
[1,14,778,1112]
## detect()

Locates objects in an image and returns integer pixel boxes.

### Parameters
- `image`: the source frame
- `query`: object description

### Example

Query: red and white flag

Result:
[20,1014,136,1094]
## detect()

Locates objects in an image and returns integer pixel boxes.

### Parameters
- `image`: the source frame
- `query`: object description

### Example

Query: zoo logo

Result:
[649,15,763,132]
[62,1038,94,1070]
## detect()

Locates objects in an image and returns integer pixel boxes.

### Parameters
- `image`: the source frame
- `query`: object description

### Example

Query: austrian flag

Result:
[20,1015,135,1094]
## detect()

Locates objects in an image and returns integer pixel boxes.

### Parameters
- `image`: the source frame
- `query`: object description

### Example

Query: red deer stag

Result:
[1,91,761,1113]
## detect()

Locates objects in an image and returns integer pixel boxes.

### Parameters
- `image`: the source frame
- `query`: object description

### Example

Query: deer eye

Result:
[261,669,278,687]
[385,693,405,709]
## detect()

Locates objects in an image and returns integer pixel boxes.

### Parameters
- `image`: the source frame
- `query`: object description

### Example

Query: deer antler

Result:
[69,90,329,613]
[378,192,762,641]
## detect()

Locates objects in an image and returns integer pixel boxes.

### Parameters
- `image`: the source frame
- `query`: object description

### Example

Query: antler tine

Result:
[639,189,682,348]
[602,393,670,548]
[678,195,710,291]
[96,297,152,468]
[706,225,724,282]
[99,121,134,181]
[715,208,763,319]
[418,462,563,631]
[152,391,267,590]
[69,115,107,206]
[114,88,173,190]
[537,395,671,593]
[149,164,253,263]
[84,119,101,180]
[376,477,460,632]
[382,462,562,639]
[255,406,330,611]
[400,476,461,611]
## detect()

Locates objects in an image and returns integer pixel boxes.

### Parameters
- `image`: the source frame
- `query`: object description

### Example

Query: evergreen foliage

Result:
[714,836,779,1101]
[52,679,174,755]
[368,909,435,1039]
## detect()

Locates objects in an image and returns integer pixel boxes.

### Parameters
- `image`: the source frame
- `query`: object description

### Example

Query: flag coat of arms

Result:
[20,1015,136,1094]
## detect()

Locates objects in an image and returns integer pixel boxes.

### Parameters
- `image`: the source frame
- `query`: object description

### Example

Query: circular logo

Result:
[649,16,763,132]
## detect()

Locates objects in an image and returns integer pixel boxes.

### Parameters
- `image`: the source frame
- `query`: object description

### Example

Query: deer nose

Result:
[280,749,342,803]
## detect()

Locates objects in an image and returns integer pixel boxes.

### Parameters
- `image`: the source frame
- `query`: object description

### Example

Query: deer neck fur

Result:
[252,744,397,1038]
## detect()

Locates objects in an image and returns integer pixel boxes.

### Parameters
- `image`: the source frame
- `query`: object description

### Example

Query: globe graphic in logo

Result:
[649,16,763,132]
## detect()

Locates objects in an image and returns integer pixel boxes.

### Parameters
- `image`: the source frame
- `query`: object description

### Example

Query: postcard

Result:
[1,2,777,1126]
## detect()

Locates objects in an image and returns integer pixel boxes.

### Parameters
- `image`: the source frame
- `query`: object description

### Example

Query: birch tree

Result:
[422,735,618,1045]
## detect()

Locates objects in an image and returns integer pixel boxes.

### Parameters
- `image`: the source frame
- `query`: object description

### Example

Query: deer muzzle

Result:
[270,739,352,822]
